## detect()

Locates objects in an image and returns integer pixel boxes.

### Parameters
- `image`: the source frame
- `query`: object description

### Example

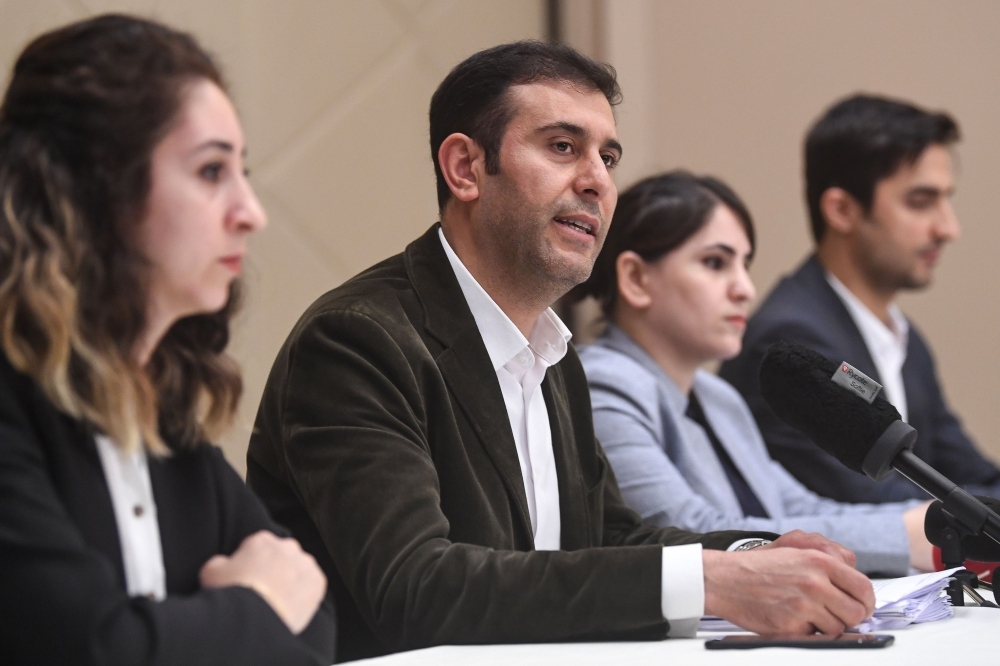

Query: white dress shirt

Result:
[439,228,704,634]
[826,273,910,422]
[95,435,167,600]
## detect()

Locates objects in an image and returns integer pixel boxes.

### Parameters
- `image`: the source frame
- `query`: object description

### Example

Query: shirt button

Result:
[133,505,144,517]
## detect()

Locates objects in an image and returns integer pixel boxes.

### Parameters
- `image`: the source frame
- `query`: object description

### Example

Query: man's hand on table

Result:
[703,531,875,636]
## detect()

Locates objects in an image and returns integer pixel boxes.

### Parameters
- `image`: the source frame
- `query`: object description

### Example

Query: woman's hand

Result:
[200,530,327,634]
[903,501,935,572]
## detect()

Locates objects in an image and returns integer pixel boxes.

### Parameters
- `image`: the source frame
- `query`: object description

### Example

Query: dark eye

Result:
[602,153,619,168]
[200,162,224,182]
[554,141,572,153]
[907,194,936,210]
[703,256,725,270]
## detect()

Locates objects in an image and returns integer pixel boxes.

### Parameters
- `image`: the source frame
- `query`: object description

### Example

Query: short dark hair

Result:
[429,40,621,211]
[805,94,960,243]
[574,170,755,318]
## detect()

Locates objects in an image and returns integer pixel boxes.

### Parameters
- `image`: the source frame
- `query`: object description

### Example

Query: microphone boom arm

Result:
[893,449,1000,548]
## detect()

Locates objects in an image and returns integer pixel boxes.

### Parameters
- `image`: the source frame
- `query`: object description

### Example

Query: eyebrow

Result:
[703,243,737,256]
[194,139,234,153]
[536,121,623,157]
[907,184,954,197]
[192,139,247,158]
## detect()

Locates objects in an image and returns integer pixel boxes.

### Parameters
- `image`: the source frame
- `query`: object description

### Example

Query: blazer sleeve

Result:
[205,446,337,660]
[588,364,911,575]
[0,381,333,666]
[721,321,931,503]
[906,336,1000,497]
[272,307,768,652]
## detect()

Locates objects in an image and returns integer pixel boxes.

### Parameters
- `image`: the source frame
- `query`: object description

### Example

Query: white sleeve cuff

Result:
[660,543,704,637]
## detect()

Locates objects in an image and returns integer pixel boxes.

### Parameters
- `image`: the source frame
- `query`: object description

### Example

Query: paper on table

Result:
[698,568,960,634]
[854,568,958,632]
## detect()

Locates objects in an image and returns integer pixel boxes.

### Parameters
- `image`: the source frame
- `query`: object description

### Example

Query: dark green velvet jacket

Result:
[247,225,773,661]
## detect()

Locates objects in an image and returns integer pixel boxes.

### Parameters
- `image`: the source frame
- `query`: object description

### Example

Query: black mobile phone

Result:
[704,633,894,650]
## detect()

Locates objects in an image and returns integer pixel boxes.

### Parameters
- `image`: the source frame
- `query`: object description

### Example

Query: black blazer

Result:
[248,225,773,662]
[0,354,335,665]
[720,254,1000,503]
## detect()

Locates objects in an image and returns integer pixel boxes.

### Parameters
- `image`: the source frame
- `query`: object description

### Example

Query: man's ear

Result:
[438,133,484,204]
[616,251,653,310]
[819,187,865,236]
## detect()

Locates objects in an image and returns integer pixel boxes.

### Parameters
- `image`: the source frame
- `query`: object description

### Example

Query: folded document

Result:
[699,568,959,634]
[854,567,958,632]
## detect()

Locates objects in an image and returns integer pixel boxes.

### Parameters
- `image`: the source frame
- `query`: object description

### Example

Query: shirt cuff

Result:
[660,543,704,638]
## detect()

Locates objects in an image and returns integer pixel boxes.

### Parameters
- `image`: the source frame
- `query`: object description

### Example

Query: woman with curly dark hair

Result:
[0,14,334,665]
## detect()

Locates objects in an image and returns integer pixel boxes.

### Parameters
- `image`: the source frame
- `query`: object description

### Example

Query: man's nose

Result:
[935,200,960,242]
[574,151,612,201]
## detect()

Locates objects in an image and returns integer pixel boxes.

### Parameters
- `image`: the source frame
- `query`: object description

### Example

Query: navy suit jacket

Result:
[719,254,1000,503]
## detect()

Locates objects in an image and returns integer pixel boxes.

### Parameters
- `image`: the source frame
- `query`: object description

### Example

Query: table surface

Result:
[352,605,1000,665]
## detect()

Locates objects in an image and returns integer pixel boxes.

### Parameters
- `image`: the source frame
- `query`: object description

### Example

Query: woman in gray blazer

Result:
[575,171,932,576]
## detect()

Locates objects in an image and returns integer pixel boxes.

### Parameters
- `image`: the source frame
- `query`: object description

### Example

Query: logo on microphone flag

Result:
[831,361,882,403]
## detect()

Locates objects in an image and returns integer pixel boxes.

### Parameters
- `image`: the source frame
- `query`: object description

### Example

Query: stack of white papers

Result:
[698,568,959,634]
[854,568,958,632]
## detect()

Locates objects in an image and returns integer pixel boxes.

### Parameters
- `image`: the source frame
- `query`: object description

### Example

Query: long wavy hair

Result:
[0,14,243,454]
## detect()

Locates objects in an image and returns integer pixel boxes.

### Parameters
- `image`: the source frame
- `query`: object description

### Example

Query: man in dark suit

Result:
[248,42,875,662]
[721,94,1000,504]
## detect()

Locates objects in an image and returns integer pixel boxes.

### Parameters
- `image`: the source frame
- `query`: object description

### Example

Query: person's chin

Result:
[716,337,744,362]
[901,270,933,291]
[193,288,233,316]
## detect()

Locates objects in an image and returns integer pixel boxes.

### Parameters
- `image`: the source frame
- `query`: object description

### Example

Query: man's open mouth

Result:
[554,217,595,235]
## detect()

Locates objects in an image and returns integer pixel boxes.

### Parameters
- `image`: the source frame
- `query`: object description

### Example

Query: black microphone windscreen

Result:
[758,341,902,473]
[924,496,1000,561]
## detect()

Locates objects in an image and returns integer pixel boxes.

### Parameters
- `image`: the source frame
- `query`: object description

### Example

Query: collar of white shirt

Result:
[825,271,910,421]
[437,227,570,369]
[825,272,909,353]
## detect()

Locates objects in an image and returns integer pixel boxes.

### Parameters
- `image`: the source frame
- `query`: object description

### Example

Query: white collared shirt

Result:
[826,273,910,422]
[95,435,167,601]
[439,228,704,634]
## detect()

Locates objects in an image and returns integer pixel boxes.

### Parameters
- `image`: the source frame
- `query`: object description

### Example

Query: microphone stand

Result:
[863,428,1000,608]
[891,449,1000,548]
[934,517,998,608]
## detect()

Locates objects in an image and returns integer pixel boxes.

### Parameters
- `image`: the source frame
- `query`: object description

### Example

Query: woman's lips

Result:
[920,248,941,266]
[725,315,747,329]
[220,255,243,273]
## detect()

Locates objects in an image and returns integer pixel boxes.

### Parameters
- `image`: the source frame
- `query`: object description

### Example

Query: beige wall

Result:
[0,0,543,474]
[5,0,998,471]
[562,0,1000,464]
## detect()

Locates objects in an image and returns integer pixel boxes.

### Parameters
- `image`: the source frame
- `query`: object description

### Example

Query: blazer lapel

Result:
[405,226,534,543]
[698,386,782,517]
[799,256,881,380]
[51,419,127,589]
[542,367,589,550]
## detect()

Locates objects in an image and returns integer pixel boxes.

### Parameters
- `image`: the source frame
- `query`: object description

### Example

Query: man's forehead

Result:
[505,80,616,129]
[886,144,955,190]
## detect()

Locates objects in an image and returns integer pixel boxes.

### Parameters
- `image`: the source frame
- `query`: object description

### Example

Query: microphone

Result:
[758,340,1000,548]
[926,495,1000,562]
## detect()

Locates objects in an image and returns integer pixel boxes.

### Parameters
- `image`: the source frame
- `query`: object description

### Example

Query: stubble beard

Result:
[477,175,603,308]
[857,217,935,294]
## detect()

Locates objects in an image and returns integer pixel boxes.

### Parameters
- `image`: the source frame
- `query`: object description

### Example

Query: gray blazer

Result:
[579,325,919,576]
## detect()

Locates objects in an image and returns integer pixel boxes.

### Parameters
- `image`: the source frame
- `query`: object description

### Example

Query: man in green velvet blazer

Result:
[247,42,876,662]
